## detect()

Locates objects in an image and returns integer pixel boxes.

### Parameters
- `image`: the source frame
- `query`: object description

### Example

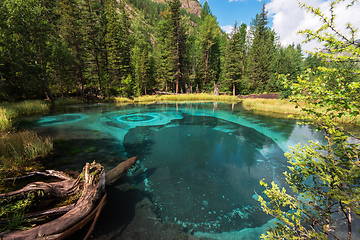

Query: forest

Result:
[0,0,320,102]
[1,0,360,239]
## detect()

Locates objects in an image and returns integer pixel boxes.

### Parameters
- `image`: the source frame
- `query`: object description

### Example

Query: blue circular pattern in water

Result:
[30,103,327,239]
[37,113,88,125]
[115,114,158,123]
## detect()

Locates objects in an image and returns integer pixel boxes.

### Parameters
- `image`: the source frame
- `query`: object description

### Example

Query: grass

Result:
[133,93,241,103]
[241,98,360,130]
[0,100,50,133]
[0,131,53,178]
[0,108,12,133]
[133,95,158,103]
[240,99,302,118]
[0,100,49,117]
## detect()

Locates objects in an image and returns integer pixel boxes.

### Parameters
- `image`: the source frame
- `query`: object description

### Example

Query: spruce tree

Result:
[196,3,221,92]
[224,22,247,96]
[104,0,132,96]
[168,0,187,93]
[58,0,87,98]
[248,3,276,93]
[155,0,187,93]
[79,0,104,93]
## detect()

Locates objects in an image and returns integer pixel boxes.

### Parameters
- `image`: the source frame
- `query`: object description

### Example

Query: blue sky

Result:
[199,0,270,32]
[198,0,360,52]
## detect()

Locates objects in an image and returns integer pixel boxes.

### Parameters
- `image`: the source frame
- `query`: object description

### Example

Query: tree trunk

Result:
[204,50,209,87]
[0,157,137,240]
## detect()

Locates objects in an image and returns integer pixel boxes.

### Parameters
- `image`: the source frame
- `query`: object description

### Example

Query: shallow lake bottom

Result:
[26,102,325,239]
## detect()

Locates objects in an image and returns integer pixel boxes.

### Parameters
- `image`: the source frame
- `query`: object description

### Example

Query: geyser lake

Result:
[23,102,325,239]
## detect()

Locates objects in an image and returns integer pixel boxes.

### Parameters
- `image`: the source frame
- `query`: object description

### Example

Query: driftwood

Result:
[105,156,137,186]
[0,157,137,240]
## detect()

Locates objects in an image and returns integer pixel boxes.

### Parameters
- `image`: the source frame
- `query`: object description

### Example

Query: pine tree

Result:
[196,3,221,92]
[79,0,104,93]
[168,0,187,93]
[155,0,187,93]
[131,16,152,96]
[224,22,247,96]
[248,3,276,93]
[104,0,132,96]
[58,0,87,98]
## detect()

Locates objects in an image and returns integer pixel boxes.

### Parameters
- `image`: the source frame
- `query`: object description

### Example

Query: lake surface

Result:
[24,102,325,239]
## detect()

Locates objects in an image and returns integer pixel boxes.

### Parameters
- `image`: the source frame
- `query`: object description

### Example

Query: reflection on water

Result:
[27,102,325,239]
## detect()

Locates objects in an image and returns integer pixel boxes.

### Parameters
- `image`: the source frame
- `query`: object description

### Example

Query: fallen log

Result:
[0,157,138,240]
[105,156,137,186]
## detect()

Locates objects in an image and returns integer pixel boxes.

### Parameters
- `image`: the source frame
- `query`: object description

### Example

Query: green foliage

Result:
[126,0,200,26]
[248,3,277,93]
[155,0,189,94]
[259,1,360,239]
[276,44,304,98]
[0,0,318,100]
[104,0,132,97]
[0,107,12,134]
[196,13,222,90]
[0,196,34,231]
[0,0,59,101]
[224,22,247,95]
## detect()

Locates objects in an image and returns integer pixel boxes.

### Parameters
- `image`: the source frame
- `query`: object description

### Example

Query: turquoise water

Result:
[29,102,325,239]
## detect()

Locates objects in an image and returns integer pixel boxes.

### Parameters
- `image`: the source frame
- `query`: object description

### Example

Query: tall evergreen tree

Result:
[224,22,247,96]
[168,0,187,93]
[104,0,132,96]
[58,0,88,98]
[155,0,187,93]
[80,0,104,92]
[248,2,276,93]
[131,16,153,95]
[196,4,221,91]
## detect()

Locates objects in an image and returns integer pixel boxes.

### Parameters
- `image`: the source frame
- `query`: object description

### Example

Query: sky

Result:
[198,0,360,52]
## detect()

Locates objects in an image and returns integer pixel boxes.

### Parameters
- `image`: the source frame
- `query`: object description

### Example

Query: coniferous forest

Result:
[0,0,314,101]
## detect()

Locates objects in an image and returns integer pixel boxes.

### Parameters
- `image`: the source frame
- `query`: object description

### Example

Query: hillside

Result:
[151,0,202,17]
[125,0,201,27]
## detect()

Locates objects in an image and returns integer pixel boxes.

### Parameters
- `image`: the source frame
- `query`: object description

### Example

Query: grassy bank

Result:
[132,93,241,103]
[241,98,360,128]
[0,131,53,178]
[0,100,49,133]
[241,99,301,118]
[0,100,53,184]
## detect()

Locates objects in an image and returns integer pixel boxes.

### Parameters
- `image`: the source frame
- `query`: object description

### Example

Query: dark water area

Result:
[21,102,326,239]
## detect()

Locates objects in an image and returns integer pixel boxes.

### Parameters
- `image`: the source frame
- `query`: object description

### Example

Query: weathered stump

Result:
[0,157,137,239]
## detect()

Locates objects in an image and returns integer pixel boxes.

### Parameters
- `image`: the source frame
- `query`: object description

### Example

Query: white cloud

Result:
[266,0,360,53]
[221,24,235,34]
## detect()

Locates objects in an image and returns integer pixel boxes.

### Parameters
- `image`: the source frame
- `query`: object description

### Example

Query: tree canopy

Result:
[0,0,338,100]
